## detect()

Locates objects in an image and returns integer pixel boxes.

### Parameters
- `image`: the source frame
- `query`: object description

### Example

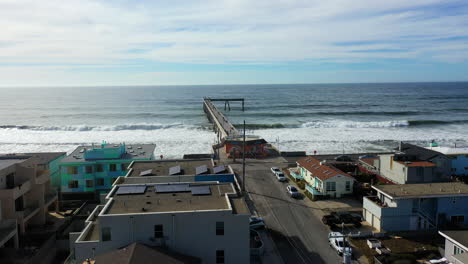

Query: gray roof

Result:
[0,152,65,166]
[61,144,155,163]
[0,159,26,171]
[396,143,445,161]
[373,182,468,198]
[439,230,468,249]
[128,159,224,177]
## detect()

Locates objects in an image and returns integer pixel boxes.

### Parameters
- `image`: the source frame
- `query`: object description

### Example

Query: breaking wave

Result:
[0,124,196,131]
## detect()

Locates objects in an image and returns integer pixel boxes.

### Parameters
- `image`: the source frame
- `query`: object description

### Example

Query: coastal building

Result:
[439,230,468,264]
[0,153,63,235]
[427,145,468,176]
[70,181,250,263]
[224,135,268,158]
[117,158,237,186]
[59,142,155,199]
[297,156,355,199]
[0,200,18,249]
[363,182,468,231]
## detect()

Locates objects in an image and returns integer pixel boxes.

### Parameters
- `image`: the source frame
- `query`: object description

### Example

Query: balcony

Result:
[1,180,31,200]
[44,191,58,207]
[16,203,40,222]
[0,219,17,247]
[288,168,304,180]
[35,169,50,185]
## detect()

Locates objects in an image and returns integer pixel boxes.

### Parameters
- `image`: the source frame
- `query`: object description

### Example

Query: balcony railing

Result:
[365,196,389,208]
[45,191,58,206]
[0,219,17,245]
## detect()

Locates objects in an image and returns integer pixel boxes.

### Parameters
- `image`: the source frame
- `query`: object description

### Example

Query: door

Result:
[373,215,381,231]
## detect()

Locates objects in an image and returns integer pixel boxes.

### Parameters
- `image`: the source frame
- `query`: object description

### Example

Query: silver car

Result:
[286,185,300,197]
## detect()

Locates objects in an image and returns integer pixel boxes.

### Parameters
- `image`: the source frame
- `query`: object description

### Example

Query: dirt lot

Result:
[350,233,442,264]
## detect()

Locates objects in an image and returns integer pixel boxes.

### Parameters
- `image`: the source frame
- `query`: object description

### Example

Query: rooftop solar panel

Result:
[169,165,181,175]
[191,185,211,195]
[116,185,147,195]
[213,165,226,174]
[195,165,208,175]
[155,184,190,193]
[140,169,153,177]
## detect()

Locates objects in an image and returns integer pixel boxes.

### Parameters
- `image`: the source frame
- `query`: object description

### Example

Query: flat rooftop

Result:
[106,183,248,215]
[61,144,155,163]
[0,159,27,170]
[395,160,436,167]
[427,146,468,155]
[374,182,468,199]
[439,230,468,248]
[128,159,228,177]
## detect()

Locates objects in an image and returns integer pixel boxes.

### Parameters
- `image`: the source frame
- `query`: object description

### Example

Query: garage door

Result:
[373,215,381,231]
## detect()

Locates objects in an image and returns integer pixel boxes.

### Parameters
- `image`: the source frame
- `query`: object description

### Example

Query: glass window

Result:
[154,225,163,238]
[216,222,224,236]
[121,164,127,171]
[110,164,117,172]
[68,180,78,189]
[345,181,351,191]
[96,178,105,186]
[216,250,224,264]
[85,166,93,174]
[67,166,78,174]
[326,182,336,192]
[451,215,465,225]
[102,227,111,241]
[86,180,94,188]
[96,164,104,172]
[454,245,465,255]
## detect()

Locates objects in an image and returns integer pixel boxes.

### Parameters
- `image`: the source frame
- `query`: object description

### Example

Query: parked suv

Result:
[328,232,353,256]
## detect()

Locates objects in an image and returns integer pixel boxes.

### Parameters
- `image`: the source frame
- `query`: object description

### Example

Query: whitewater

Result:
[0,83,467,157]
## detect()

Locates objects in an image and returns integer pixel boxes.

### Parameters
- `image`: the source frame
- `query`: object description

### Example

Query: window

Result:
[451,168,457,172]
[121,163,127,171]
[110,164,117,172]
[216,250,224,264]
[85,166,93,174]
[68,180,78,189]
[96,164,104,172]
[67,166,78,174]
[154,225,163,238]
[454,245,465,255]
[96,178,105,186]
[345,181,351,191]
[216,222,224,236]
[102,227,111,241]
[326,182,336,192]
[86,180,94,188]
[451,215,465,225]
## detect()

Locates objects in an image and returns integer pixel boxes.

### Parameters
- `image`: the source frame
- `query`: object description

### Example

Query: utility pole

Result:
[242,120,246,193]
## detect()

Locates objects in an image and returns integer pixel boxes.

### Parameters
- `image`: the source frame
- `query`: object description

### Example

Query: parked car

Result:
[271,167,280,175]
[328,232,353,256]
[322,211,362,227]
[286,185,300,198]
[335,155,352,162]
[249,216,266,229]
[275,171,286,182]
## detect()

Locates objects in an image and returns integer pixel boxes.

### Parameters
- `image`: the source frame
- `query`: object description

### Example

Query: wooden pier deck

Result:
[203,98,242,138]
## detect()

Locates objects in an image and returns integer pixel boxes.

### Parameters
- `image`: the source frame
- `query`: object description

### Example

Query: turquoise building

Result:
[59,142,155,199]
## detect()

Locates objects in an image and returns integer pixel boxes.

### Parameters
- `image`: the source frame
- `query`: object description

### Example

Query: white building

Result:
[439,230,468,264]
[70,182,250,264]
[427,146,468,176]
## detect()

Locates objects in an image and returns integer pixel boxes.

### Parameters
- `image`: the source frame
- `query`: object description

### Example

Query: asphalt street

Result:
[230,158,344,264]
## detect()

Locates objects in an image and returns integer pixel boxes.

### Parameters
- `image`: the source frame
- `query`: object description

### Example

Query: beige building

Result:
[71,181,250,264]
[0,153,63,237]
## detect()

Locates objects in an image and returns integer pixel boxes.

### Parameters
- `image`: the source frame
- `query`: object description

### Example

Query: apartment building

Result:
[58,142,155,199]
[117,158,236,186]
[70,181,250,264]
[0,153,64,235]
[363,182,468,231]
[427,145,468,176]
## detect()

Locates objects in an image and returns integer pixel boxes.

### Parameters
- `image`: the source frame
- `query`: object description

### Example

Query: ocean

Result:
[1,83,467,158]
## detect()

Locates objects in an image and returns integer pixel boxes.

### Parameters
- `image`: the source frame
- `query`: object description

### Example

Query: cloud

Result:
[0,0,468,85]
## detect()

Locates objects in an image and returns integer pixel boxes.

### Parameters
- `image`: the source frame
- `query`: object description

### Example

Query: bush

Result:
[297,180,305,190]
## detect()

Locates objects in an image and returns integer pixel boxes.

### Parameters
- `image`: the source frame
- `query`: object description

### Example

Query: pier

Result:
[203,97,242,138]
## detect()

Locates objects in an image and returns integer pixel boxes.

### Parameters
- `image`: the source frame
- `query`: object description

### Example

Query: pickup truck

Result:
[322,211,362,227]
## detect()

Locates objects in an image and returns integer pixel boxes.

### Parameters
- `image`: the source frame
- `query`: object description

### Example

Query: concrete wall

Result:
[74,210,250,264]
[379,155,406,184]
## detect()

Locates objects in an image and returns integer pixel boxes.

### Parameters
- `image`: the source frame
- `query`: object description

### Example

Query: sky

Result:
[1,0,468,86]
